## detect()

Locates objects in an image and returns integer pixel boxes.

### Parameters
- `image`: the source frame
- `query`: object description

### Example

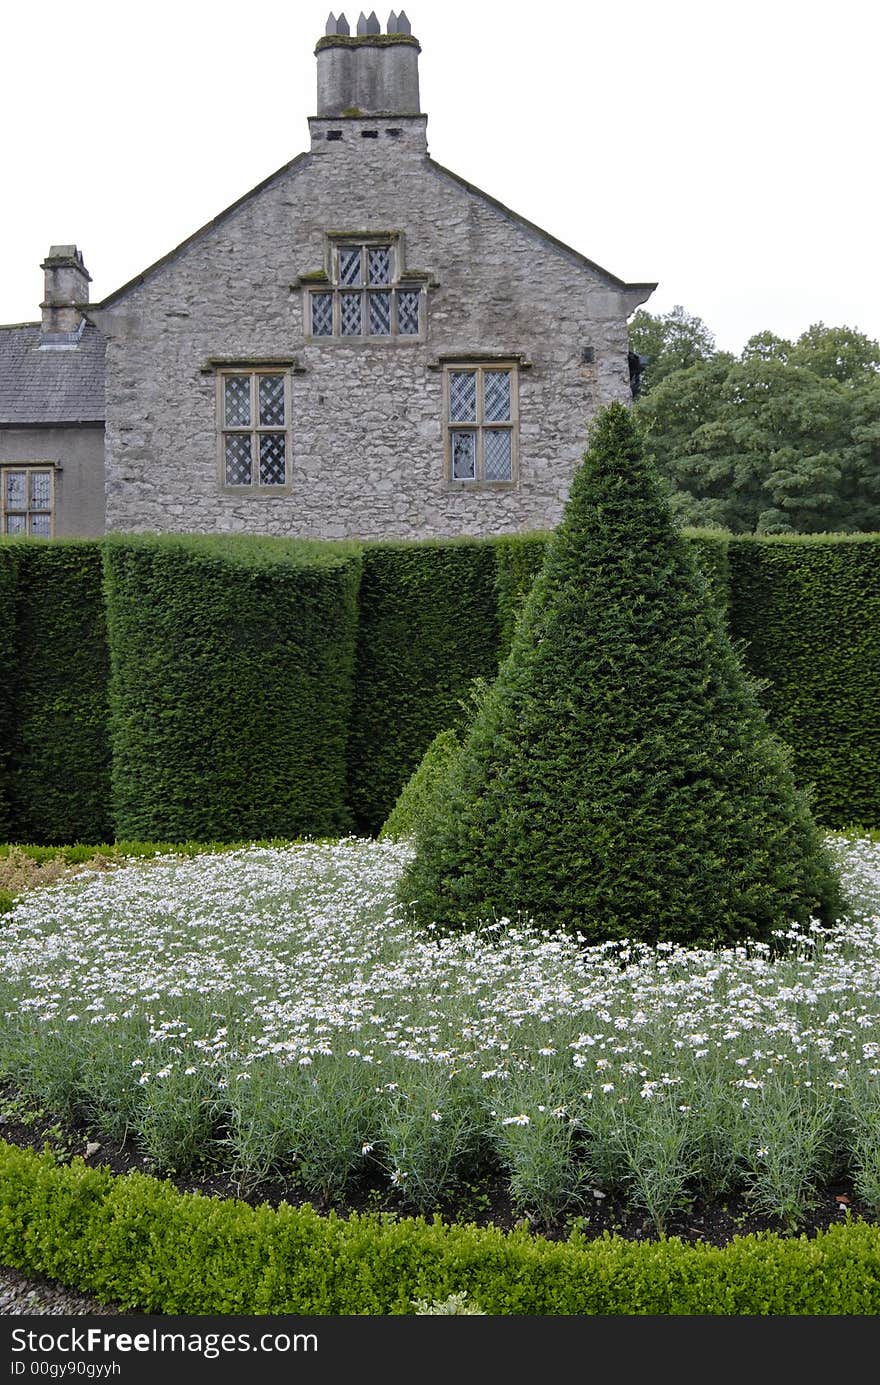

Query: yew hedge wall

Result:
[0,529,876,843]
[346,540,502,833]
[103,533,362,842]
[727,533,880,828]
[0,539,112,844]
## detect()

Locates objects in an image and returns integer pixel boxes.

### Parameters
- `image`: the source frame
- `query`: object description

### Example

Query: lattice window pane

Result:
[484,430,512,480]
[311,293,333,336]
[30,514,51,537]
[29,472,52,508]
[259,434,286,485]
[484,371,511,422]
[4,514,26,535]
[224,376,251,427]
[368,291,391,335]
[451,431,476,479]
[341,293,363,336]
[398,289,420,335]
[339,247,362,286]
[449,371,476,422]
[224,434,253,485]
[259,376,285,427]
[368,246,391,285]
[5,472,26,509]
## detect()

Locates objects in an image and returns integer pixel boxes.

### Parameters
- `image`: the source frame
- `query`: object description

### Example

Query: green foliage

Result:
[0,544,17,841]
[413,1291,486,1313]
[492,533,550,655]
[727,534,880,827]
[787,323,880,382]
[399,403,841,946]
[679,527,731,616]
[1,1141,880,1313]
[635,320,880,535]
[628,304,721,395]
[380,728,462,841]
[0,837,301,864]
[347,541,501,834]
[1,541,112,844]
[102,533,361,841]
[0,520,876,844]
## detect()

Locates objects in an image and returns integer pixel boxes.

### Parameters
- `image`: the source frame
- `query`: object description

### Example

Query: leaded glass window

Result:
[311,293,333,337]
[339,247,363,286]
[259,434,286,485]
[450,371,477,422]
[307,240,423,340]
[2,467,54,536]
[220,372,290,491]
[452,432,476,480]
[224,435,252,486]
[259,375,285,428]
[341,293,363,336]
[224,375,250,427]
[368,246,391,285]
[445,364,518,485]
[369,292,391,336]
[484,430,512,480]
[398,289,420,336]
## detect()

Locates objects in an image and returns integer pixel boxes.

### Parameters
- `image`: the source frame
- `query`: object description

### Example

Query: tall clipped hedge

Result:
[0,526,877,846]
[1,540,112,845]
[493,533,550,657]
[103,533,362,842]
[0,544,17,840]
[681,527,731,616]
[728,534,880,827]
[347,541,501,833]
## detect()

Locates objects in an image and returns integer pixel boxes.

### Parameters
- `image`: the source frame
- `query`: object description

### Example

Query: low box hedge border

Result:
[2,1143,879,1315]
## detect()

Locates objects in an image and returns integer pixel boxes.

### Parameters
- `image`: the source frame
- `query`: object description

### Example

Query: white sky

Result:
[2,0,878,355]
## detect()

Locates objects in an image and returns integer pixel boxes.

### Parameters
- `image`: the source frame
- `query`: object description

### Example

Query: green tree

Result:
[636,322,880,533]
[398,404,840,948]
[628,305,719,394]
[788,323,880,382]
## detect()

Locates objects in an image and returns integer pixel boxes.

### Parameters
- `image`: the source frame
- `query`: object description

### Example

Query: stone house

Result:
[0,12,655,542]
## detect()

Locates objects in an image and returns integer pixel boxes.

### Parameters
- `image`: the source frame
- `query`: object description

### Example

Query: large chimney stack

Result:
[316,11,420,117]
[40,245,91,336]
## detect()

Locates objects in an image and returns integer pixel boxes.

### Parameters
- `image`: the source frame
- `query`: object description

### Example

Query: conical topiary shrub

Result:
[379,727,462,842]
[398,402,842,947]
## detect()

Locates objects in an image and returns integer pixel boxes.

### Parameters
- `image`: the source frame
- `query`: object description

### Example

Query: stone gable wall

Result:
[103,123,648,539]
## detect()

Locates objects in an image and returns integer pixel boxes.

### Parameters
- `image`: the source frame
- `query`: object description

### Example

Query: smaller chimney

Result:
[40,245,91,335]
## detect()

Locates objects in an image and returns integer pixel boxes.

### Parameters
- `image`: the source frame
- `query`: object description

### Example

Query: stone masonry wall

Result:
[0,426,105,537]
[102,117,652,540]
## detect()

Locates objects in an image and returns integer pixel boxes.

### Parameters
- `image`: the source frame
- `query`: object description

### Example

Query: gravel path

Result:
[0,1265,129,1316]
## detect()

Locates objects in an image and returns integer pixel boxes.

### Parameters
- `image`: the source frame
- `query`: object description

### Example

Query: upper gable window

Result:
[2,466,54,536]
[307,238,423,342]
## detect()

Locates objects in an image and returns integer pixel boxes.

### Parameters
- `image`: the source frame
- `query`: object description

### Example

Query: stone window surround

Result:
[215,367,294,497]
[441,359,520,489]
[1,463,56,536]
[301,231,428,343]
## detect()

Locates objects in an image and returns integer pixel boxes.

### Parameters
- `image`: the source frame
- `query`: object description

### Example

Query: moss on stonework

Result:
[315,35,420,52]
[298,270,329,284]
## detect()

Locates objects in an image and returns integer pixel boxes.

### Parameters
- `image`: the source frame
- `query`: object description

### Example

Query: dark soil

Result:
[0,1086,873,1251]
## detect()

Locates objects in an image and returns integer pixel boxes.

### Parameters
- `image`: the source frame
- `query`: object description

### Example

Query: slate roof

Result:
[0,322,105,426]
